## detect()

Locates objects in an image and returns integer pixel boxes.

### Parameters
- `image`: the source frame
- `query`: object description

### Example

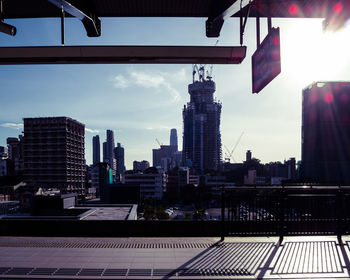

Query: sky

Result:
[1,15,350,169]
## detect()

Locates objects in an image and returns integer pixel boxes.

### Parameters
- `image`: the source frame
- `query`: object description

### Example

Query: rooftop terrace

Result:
[0,235,349,279]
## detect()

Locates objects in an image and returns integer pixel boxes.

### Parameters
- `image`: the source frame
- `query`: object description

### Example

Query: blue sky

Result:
[1,16,350,169]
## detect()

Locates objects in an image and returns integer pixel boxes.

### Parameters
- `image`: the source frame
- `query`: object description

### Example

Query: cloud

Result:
[113,75,129,89]
[0,123,23,130]
[85,128,100,133]
[112,69,186,102]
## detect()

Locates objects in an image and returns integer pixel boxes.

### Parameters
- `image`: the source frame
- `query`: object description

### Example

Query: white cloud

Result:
[0,123,23,130]
[112,69,183,102]
[85,128,100,133]
[113,74,129,89]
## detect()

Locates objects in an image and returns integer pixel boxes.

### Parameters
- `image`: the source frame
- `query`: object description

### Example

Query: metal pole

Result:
[0,0,3,21]
[256,16,260,48]
[337,187,343,243]
[61,5,65,46]
[240,13,243,46]
[267,17,272,32]
[279,188,285,244]
[221,187,225,241]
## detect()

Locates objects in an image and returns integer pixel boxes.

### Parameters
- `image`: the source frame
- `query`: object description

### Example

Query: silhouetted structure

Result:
[115,143,125,180]
[133,160,150,172]
[7,136,24,174]
[152,145,177,170]
[105,130,116,178]
[170,128,178,151]
[92,135,100,164]
[23,117,85,193]
[302,82,350,183]
[182,67,222,172]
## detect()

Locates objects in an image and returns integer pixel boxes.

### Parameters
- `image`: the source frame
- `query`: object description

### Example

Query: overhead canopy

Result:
[1,0,347,19]
[0,45,247,65]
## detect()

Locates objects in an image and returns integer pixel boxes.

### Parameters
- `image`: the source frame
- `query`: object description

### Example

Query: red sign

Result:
[252,27,281,93]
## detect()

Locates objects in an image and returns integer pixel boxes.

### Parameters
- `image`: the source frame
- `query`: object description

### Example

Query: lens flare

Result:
[289,4,299,16]
[324,92,334,104]
[333,2,343,14]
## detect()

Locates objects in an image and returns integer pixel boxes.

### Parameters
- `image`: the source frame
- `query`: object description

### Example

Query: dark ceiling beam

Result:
[206,0,245,37]
[47,0,101,37]
[0,45,247,65]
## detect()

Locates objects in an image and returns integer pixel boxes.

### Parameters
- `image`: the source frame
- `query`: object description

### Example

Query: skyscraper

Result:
[115,142,125,179]
[92,135,100,164]
[23,117,85,193]
[302,82,350,183]
[182,66,222,172]
[103,130,116,179]
[7,135,24,174]
[103,141,107,163]
[170,128,178,151]
[106,130,115,168]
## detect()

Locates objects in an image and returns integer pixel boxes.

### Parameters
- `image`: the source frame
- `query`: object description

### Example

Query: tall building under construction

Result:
[182,66,222,172]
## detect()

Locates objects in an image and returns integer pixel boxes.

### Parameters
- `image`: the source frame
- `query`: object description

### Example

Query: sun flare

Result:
[283,20,350,86]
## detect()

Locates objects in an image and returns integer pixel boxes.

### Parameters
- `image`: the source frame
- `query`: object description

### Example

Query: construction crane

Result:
[192,64,213,83]
[224,132,244,163]
[155,138,162,147]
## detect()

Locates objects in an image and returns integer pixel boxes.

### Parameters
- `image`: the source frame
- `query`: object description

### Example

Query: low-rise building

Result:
[123,168,165,200]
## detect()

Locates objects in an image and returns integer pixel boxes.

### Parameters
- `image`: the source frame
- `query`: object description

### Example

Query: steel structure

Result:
[0,0,348,65]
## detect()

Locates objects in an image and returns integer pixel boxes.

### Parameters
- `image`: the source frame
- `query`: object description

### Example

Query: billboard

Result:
[252,27,281,93]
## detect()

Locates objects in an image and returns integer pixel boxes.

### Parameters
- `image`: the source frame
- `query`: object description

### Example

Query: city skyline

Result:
[1,17,350,169]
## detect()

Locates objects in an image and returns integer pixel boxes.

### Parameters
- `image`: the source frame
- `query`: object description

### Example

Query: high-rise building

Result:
[92,135,100,164]
[115,143,126,180]
[104,130,116,179]
[302,82,350,183]
[103,141,107,162]
[106,130,115,167]
[23,117,85,193]
[182,67,222,172]
[170,128,178,151]
[152,145,177,169]
[7,136,24,174]
[0,146,7,159]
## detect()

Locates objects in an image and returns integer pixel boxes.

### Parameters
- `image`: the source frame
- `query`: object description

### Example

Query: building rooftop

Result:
[77,205,137,220]
[0,235,349,279]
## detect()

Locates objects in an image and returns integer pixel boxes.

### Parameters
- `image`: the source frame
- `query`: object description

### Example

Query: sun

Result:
[282,19,350,86]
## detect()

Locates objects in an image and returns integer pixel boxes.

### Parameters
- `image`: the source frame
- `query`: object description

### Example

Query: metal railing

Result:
[221,186,350,239]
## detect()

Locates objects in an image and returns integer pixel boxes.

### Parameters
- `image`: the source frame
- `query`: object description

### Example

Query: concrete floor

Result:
[0,236,349,279]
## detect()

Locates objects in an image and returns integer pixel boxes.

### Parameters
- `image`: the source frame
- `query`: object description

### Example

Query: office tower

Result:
[0,146,7,158]
[104,130,116,178]
[115,143,126,179]
[182,66,222,172]
[92,135,100,164]
[302,82,350,183]
[103,141,107,162]
[7,136,24,174]
[23,117,85,193]
[170,128,178,151]
[106,130,115,166]
[152,145,177,168]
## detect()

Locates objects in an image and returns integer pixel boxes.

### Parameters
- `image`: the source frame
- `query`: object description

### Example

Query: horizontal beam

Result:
[0,45,247,65]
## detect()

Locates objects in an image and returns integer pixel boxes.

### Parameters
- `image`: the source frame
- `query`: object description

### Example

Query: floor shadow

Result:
[163,240,274,279]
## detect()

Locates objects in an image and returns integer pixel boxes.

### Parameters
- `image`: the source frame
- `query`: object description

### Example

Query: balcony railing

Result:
[221,185,350,240]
